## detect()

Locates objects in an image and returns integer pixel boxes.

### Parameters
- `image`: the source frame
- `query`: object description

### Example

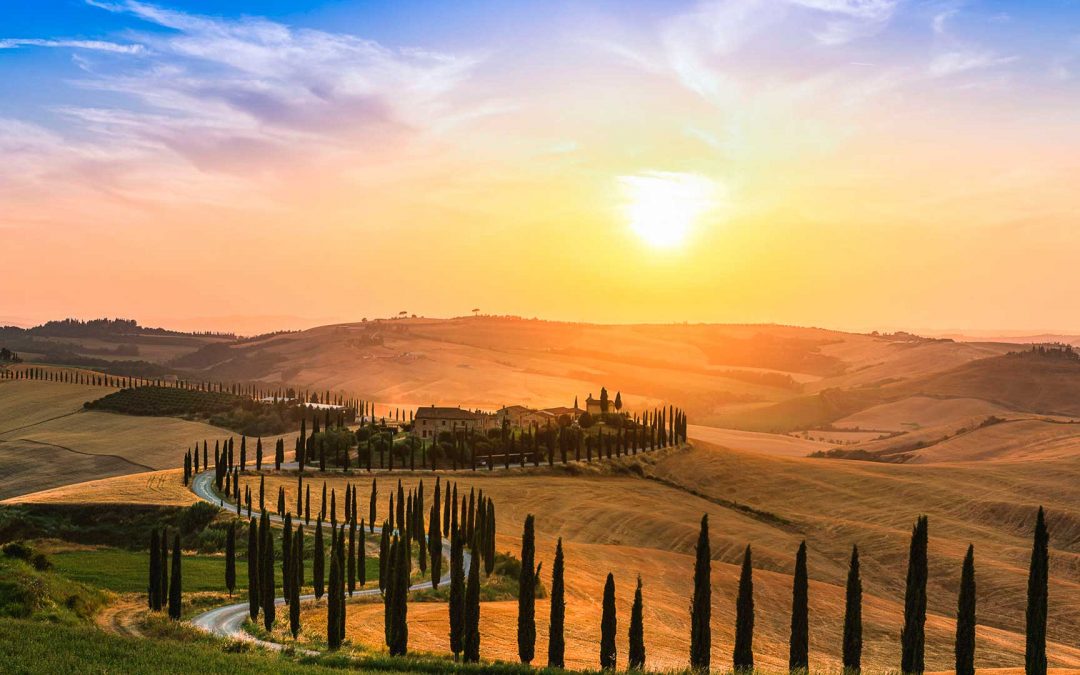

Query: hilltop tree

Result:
[599,387,609,413]
[614,391,622,412]
[225,522,236,596]
[1026,507,1049,675]
[901,516,929,675]
[956,545,976,675]
[548,538,566,669]
[789,541,809,673]
[690,514,711,671]
[629,575,645,670]
[518,514,538,664]
[600,572,617,670]
[843,545,863,673]
[463,547,481,663]
[168,534,182,620]
[734,545,755,672]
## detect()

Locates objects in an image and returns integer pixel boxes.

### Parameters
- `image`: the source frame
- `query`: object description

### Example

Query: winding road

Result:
[187,468,467,651]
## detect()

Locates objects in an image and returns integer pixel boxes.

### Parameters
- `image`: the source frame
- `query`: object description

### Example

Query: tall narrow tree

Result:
[629,575,645,671]
[690,514,711,671]
[463,549,481,663]
[348,517,357,596]
[843,545,863,674]
[955,544,976,675]
[328,530,342,650]
[314,517,325,600]
[1026,507,1049,675]
[733,545,755,672]
[449,527,465,659]
[247,518,260,621]
[518,514,538,664]
[901,516,929,675]
[600,572,617,670]
[548,538,566,669]
[260,512,275,630]
[369,478,377,533]
[167,534,182,620]
[289,532,302,639]
[789,541,809,673]
[429,503,442,589]
[160,531,169,605]
[358,520,366,587]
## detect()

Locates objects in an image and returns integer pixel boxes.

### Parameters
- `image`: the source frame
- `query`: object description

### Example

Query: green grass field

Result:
[50,546,382,594]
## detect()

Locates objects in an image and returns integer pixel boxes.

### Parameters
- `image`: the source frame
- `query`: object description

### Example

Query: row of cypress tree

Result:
[147,528,181,619]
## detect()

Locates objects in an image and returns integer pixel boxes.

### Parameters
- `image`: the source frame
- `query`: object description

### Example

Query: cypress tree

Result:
[260,512,275,631]
[901,516,928,675]
[379,523,390,593]
[295,524,305,590]
[305,484,311,524]
[225,521,236,596]
[391,529,410,655]
[548,538,565,669]
[449,527,465,659]
[248,518,260,621]
[337,528,347,645]
[358,520,367,587]
[1025,507,1049,675]
[629,574,645,671]
[256,437,263,471]
[518,514,537,664]
[168,534,182,620]
[955,544,976,675]
[348,517,357,596]
[485,500,496,576]
[160,532,169,606]
[282,514,293,601]
[690,514,711,671]
[789,541,809,673]
[314,517,325,600]
[429,503,442,589]
[370,477,377,533]
[843,545,862,674]
[733,545,755,672]
[328,531,342,649]
[444,483,452,535]
[463,548,481,663]
[600,572,617,670]
[384,536,397,649]
[289,533,302,638]
[396,480,405,532]
[148,528,161,611]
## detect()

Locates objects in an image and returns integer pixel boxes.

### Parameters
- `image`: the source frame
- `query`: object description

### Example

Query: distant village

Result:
[411,391,623,441]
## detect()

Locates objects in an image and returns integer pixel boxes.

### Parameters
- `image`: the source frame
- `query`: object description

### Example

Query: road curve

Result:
[187,469,466,651]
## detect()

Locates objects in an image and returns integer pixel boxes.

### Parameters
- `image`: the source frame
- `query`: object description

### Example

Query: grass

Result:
[0,553,107,624]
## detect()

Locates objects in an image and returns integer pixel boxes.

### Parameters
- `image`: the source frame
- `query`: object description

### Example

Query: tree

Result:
[614,391,622,412]
[314,517,325,600]
[328,531,342,649]
[247,518,260,621]
[463,548,481,663]
[225,521,236,596]
[369,478,377,533]
[690,514,711,671]
[148,528,161,611]
[449,527,465,659]
[599,387,609,414]
[289,531,302,639]
[379,524,390,593]
[518,514,538,664]
[1026,507,1049,675]
[901,516,928,675]
[282,514,293,602]
[600,572,617,670]
[260,512,275,631]
[160,530,169,604]
[389,531,410,656]
[789,541,809,673]
[955,544,976,675]
[843,545,862,674]
[167,534,182,620]
[429,503,442,589]
[548,538,566,669]
[348,517,357,596]
[629,575,645,670]
[733,545,755,672]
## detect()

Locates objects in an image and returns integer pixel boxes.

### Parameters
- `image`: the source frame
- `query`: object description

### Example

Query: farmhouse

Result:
[413,405,493,440]
[495,405,555,428]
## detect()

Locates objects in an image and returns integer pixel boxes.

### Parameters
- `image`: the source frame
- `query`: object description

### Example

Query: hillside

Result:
[165,317,1010,427]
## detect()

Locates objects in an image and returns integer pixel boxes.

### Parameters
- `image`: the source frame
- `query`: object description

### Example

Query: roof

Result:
[542,406,581,416]
[414,406,487,421]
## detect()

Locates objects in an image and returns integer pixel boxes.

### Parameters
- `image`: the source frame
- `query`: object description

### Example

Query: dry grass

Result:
[835,395,1010,433]
[226,440,1080,673]
[3,468,197,506]
[0,379,115,434]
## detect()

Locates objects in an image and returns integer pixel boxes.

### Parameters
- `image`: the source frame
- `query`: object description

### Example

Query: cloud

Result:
[929,50,1018,78]
[0,38,145,54]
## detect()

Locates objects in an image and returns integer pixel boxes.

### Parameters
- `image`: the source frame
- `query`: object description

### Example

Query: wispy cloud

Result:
[0,38,145,54]
[929,50,1018,78]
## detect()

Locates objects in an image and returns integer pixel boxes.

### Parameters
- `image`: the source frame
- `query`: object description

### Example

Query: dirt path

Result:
[95,594,147,639]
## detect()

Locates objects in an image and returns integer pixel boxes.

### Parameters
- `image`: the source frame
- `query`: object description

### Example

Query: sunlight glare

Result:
[619,171,719,248]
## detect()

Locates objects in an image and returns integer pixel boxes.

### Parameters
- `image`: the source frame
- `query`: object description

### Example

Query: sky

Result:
[2,0,1079,335]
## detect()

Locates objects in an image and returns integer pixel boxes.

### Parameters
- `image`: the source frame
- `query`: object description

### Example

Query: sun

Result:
[619,171,719,248]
